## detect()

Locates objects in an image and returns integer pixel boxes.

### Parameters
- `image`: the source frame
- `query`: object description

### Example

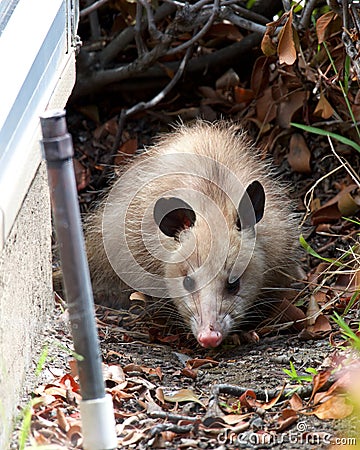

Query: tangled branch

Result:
[72,0,360,103]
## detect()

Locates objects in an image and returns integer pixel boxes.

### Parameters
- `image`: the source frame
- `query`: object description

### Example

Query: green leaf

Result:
[299,234,342,266]
[291,123,360,154]
[332,312,360,351]
[343,217,360,227]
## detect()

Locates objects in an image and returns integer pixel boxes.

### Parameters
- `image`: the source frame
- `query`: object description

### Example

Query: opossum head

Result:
[153,181,266,348]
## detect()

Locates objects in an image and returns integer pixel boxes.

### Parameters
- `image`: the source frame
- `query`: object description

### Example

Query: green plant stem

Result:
[323,41,360,140]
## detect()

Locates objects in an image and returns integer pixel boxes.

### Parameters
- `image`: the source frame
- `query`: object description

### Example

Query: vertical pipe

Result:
[40,109,117,450]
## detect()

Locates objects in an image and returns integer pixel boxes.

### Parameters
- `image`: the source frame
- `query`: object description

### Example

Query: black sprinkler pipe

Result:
[40,109,117,450]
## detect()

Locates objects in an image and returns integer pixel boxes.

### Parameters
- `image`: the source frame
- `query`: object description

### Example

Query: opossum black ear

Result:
[237,181,265,230]
[154,197,196,238]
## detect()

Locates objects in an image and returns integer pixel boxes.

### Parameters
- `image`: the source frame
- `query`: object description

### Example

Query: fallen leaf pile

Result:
[25,346,360,448]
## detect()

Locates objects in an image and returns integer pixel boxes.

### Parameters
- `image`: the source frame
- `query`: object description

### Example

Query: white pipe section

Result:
[80,394,118,450]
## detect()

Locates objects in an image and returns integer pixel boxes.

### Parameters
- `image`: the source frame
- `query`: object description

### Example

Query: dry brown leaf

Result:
[73,159,90,191]
[277,91,309,128]
[310,197,321,213]
[164,389,205,407]
[206,23,243,41]
[155,387,165,404]
[309,369,332,403]
[307,314,332,334]
[312,290,327,306]
[234,87,255,104]
[316,11,340,44]
[288,133,311,173]
[337,189,360,216]
[44,386,68,399]
[56,408,69,433]
[198,86,220,99]
[110,385,133,401]
[289,392,304,411]
[275,408,298,431]
[311,184,358,224]
[222,413,251,425]
[186,358,219,370]
[123,363,143,373]
[159,431,177,443]
[272,298,306,332]
[115,138,138,164]
[306,294,321,326]
[143,366,163,380]
[311,204,341,225]
[260,384,286,410]
[103,116,119,136]
[239,390,257,409]
[181,367,197,379]
[314,92,334,119]
[308,262,330,287]
[277,10,297,65]
[66,423,83,447]
[119,430,145,447]
[216,68,240,89]
[31,429,52,445]
[103,363,126,383]
[59,374,81,392]
[256,86,277,123]
[320,184,357,208]
[261,33,277,56]
[250,56,271,97]
[129,291,147,302]
[312,395,353,419]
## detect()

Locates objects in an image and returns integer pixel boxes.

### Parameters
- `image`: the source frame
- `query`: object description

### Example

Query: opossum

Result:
[86,121,299,348]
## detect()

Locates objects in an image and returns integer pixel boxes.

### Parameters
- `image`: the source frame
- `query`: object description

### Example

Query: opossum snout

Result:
[189,301,233,348]
[197,326,223,348]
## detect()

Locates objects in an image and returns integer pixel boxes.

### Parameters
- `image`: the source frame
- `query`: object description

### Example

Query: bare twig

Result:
[112,45,193,152]
[327,0,343,16]
[282,0,292,12]
[86,0,101,40]
[190,0,213,12]
[148,423,194,437]
[327,136,360,188]
[342,0,360,80]
[221,8,268,34]
[300,0,319,29]
[149,411,199,422]
[80,0,110,18]
[72,32,262,99]
[210,379,334,402]
[350,3,360,32]
[228,3,269,25]
[167,0,220,56]
[139,0,164,41]
[98,2,177,67]
[135,1,147,56]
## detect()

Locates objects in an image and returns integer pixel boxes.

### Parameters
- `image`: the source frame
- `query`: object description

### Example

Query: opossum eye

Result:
[237,180,265,230]
[154,197,196,238]
[226,277,240,294]
[183,275,195,292]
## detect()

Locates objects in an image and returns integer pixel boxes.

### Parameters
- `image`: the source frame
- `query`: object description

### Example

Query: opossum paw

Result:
[232,330,260,345]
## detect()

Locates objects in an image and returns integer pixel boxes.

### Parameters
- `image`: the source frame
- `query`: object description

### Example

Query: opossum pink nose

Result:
[198,330,223,348]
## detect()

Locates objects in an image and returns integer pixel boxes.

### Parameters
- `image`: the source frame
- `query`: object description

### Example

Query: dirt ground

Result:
[14,299,358,449]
